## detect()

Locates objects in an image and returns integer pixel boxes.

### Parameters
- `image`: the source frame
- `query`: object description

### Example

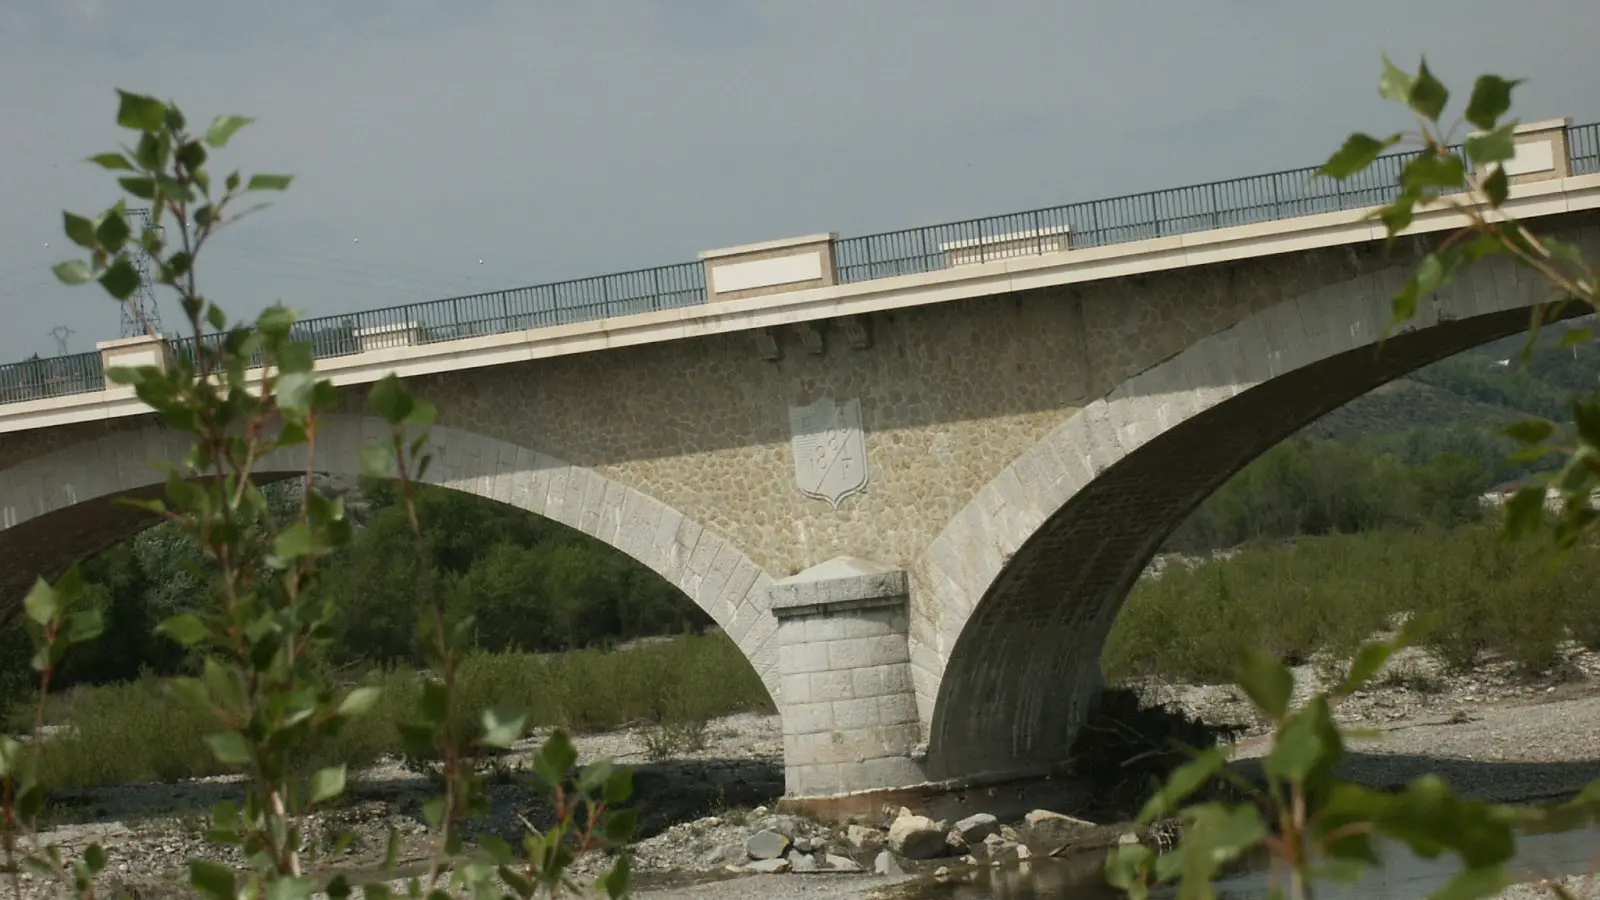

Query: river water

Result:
[905,826,1600,900]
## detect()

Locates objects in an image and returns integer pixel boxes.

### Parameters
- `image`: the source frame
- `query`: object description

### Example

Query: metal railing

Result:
[1,122,1594,410]
[164,260,706,368]
[1571,122,1600,177]
[0,352,104,405]
[834,148,1452,282]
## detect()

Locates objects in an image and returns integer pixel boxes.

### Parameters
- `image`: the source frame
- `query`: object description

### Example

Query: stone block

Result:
[789,762,842,796]
[849,664,889,699]
[778,641,830,675]
[825,636,890,670]
[768,556,908,614]
[879,692,918,726]
[830,697,881,731]
[779,673,811,706]
[786,702,832,735]
[807,670,854,704]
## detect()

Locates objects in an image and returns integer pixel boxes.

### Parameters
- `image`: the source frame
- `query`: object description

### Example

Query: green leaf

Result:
[1464,75,1522,131]
[63,212,98,249]
[23,577,61,625]
[1379,54,1416,104]
[1265,696,1341,785]
[339,685,383,717]
[368,373,416,424]
[1402,153,1466,192]
[256,303,300,338]
[274,522,314,559]
[120,183,160,208]
[0,736,20,778]
[1428,866,1510,900]
[176,140,208,174]
[480,707,528,749]
[1392,250,1451,325]
[96,211,132,253]
[596,854,631,900]
[1104,842,1155,894]
[266,875,315,900]
[602,806,638,844]
[1482,165,1509,207]
[204,731,254,766]
[418,680,449,726]
[604,767,634,805]
[84,843,108,873]
[363,883,393,900]
[1235,647,1293,721]
[1136,747,1228,824]
[1466,124,1516,166]
[1188,802,1265,866]
[276,371,319,415]
[1505,484,1549,539]
[66,609,105,643]
[188,859,237,900]
[99,257,142,300]
[310,765,347,804]
[206,115,255,148]
[534,730,579,787]
[421,796,446,828]
[52,259,94,285]
[1501,417,1555,445]
[247,173,294,191]
[1320,133,1400,180]
[86,152,134,171]
[1409,59,1449,121]
[116,90,168,131]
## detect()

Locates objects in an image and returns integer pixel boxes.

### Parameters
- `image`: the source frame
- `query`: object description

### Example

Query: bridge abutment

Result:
[771,556,927,797]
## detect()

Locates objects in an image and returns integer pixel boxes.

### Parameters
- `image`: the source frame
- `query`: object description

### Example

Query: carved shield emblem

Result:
[789,396,870,510]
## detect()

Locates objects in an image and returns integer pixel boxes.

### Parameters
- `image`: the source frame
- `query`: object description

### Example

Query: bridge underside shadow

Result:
[0,477,302,627]
[924,302,1583,782]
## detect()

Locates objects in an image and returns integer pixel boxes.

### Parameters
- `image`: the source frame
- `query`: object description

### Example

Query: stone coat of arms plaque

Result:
[788,396,870,510]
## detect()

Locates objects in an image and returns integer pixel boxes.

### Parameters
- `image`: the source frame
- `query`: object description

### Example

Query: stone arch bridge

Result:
[2,118,1597,800]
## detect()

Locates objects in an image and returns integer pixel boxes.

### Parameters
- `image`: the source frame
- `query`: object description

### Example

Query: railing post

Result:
[1478,118,1573,186]
[96,334,169,391]
[699,233,838,304]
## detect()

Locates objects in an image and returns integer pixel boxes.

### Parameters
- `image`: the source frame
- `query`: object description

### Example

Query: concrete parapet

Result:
[700,233,838,303]
[95,335,168,389]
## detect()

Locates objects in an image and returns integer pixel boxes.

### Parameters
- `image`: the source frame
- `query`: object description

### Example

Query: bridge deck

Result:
[1,120,1596,422]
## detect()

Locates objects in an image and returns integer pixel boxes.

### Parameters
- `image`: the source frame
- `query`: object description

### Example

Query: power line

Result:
[122,208,164,338]
[48,325,74,356]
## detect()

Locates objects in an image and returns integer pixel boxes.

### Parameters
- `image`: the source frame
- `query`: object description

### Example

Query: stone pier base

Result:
[771,556,926,797]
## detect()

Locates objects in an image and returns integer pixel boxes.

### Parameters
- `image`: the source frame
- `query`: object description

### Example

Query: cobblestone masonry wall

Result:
[912,219,1600,781]
[0,239,1438,581]
[0,419,786,699]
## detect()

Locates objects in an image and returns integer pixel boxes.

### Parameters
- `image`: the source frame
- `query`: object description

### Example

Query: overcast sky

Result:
[1,1,1597,361]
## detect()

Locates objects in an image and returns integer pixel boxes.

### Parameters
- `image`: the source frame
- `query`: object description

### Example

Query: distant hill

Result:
[1303,317,1600,445]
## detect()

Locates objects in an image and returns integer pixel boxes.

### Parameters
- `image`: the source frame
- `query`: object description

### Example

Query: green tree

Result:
[1110,57,1600,900]
[2,91,635,900]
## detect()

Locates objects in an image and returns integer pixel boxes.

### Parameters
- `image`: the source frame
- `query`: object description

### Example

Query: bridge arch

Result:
[912,224,1599,781]
[0,414,783,698]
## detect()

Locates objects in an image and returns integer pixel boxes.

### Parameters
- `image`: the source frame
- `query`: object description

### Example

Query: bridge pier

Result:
[771,556,926,798]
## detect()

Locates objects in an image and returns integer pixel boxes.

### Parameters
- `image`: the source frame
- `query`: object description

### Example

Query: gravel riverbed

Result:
[3,645,1598,900]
